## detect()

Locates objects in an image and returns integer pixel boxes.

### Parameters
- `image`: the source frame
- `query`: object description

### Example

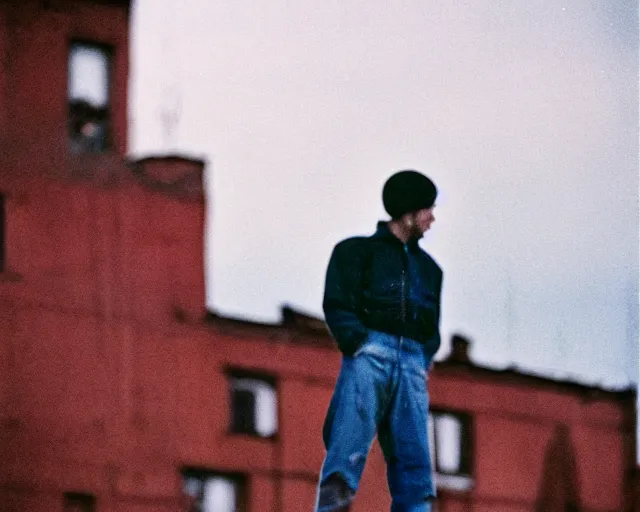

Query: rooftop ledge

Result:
[66,152,206,200]
[204,305,637,402]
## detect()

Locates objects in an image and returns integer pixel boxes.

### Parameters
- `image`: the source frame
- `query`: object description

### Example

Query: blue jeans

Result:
[315,330,436,512]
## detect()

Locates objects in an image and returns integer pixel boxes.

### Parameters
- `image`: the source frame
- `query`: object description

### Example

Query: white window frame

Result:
[229,370,278,438]
[182,471,244,512]
[429,410,474,492]
[68,40,111,152]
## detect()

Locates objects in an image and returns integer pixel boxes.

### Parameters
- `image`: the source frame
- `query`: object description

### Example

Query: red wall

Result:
[429,366,635,511]
[0,1,636,511]
[0,0,129,186]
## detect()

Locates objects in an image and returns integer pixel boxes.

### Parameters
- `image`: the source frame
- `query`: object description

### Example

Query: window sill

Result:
[434,473,474,492]
[227,430,279,442]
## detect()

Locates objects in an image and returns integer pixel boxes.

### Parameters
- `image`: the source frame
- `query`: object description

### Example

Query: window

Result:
[0,194,4,272]
[228,370,277,438]
[68,41,111,152]
[181,470,246,512]
[429,410,473,491]
[63,492,95,512]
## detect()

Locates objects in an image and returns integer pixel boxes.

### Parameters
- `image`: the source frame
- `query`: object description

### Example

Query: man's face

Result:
[410,207,435,237]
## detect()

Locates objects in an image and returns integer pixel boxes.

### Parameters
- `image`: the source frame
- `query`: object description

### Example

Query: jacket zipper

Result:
[401,269,406,323]
[401,245,407,324]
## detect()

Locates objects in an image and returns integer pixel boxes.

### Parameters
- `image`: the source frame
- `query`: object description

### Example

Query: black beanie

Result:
[382,170,437,219]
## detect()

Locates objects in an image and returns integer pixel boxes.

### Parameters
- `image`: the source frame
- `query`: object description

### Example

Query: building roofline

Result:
[204,305,637,401]
[131,154,206,167]
[75,0,131,5]
[436,359,636,401]
[204,304,334,348]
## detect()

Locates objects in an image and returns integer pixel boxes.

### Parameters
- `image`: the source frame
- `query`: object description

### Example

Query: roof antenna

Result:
[505,266,514,363]
[157,7,182,153]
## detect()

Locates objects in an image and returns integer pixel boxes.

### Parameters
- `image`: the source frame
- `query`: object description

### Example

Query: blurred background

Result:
[130,0,638,390]
[0,0,637,511]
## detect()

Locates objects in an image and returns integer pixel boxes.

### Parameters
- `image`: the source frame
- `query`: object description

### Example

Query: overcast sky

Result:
[128,0,638,391]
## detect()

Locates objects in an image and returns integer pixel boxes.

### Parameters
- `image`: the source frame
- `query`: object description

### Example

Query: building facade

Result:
[0,1,637,511]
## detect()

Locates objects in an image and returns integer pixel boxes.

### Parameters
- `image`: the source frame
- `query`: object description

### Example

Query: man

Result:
[315,170,443,512]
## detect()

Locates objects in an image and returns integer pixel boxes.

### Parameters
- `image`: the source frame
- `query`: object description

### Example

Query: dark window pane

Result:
[459,415,473,475]
[63,492,95,512]
[231,389,256,434]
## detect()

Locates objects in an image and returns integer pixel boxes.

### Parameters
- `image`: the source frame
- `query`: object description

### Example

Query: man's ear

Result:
[403,213,415,228]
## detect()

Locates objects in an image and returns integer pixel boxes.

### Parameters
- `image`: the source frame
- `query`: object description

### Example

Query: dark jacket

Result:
[323,222,443,357]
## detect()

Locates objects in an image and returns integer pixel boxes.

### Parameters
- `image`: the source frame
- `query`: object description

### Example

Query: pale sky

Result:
[128,0,638,391]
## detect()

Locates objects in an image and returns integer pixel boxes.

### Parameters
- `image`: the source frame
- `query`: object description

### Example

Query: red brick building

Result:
[0,1,637,511]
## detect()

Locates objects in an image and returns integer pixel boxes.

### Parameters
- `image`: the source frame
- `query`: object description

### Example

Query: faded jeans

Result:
[315,330,435,512]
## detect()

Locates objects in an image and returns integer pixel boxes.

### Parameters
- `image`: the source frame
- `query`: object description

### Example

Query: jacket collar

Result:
[373,221,421,252]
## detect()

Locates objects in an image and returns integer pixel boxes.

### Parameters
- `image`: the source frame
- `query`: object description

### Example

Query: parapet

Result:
[127,154,205,201]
